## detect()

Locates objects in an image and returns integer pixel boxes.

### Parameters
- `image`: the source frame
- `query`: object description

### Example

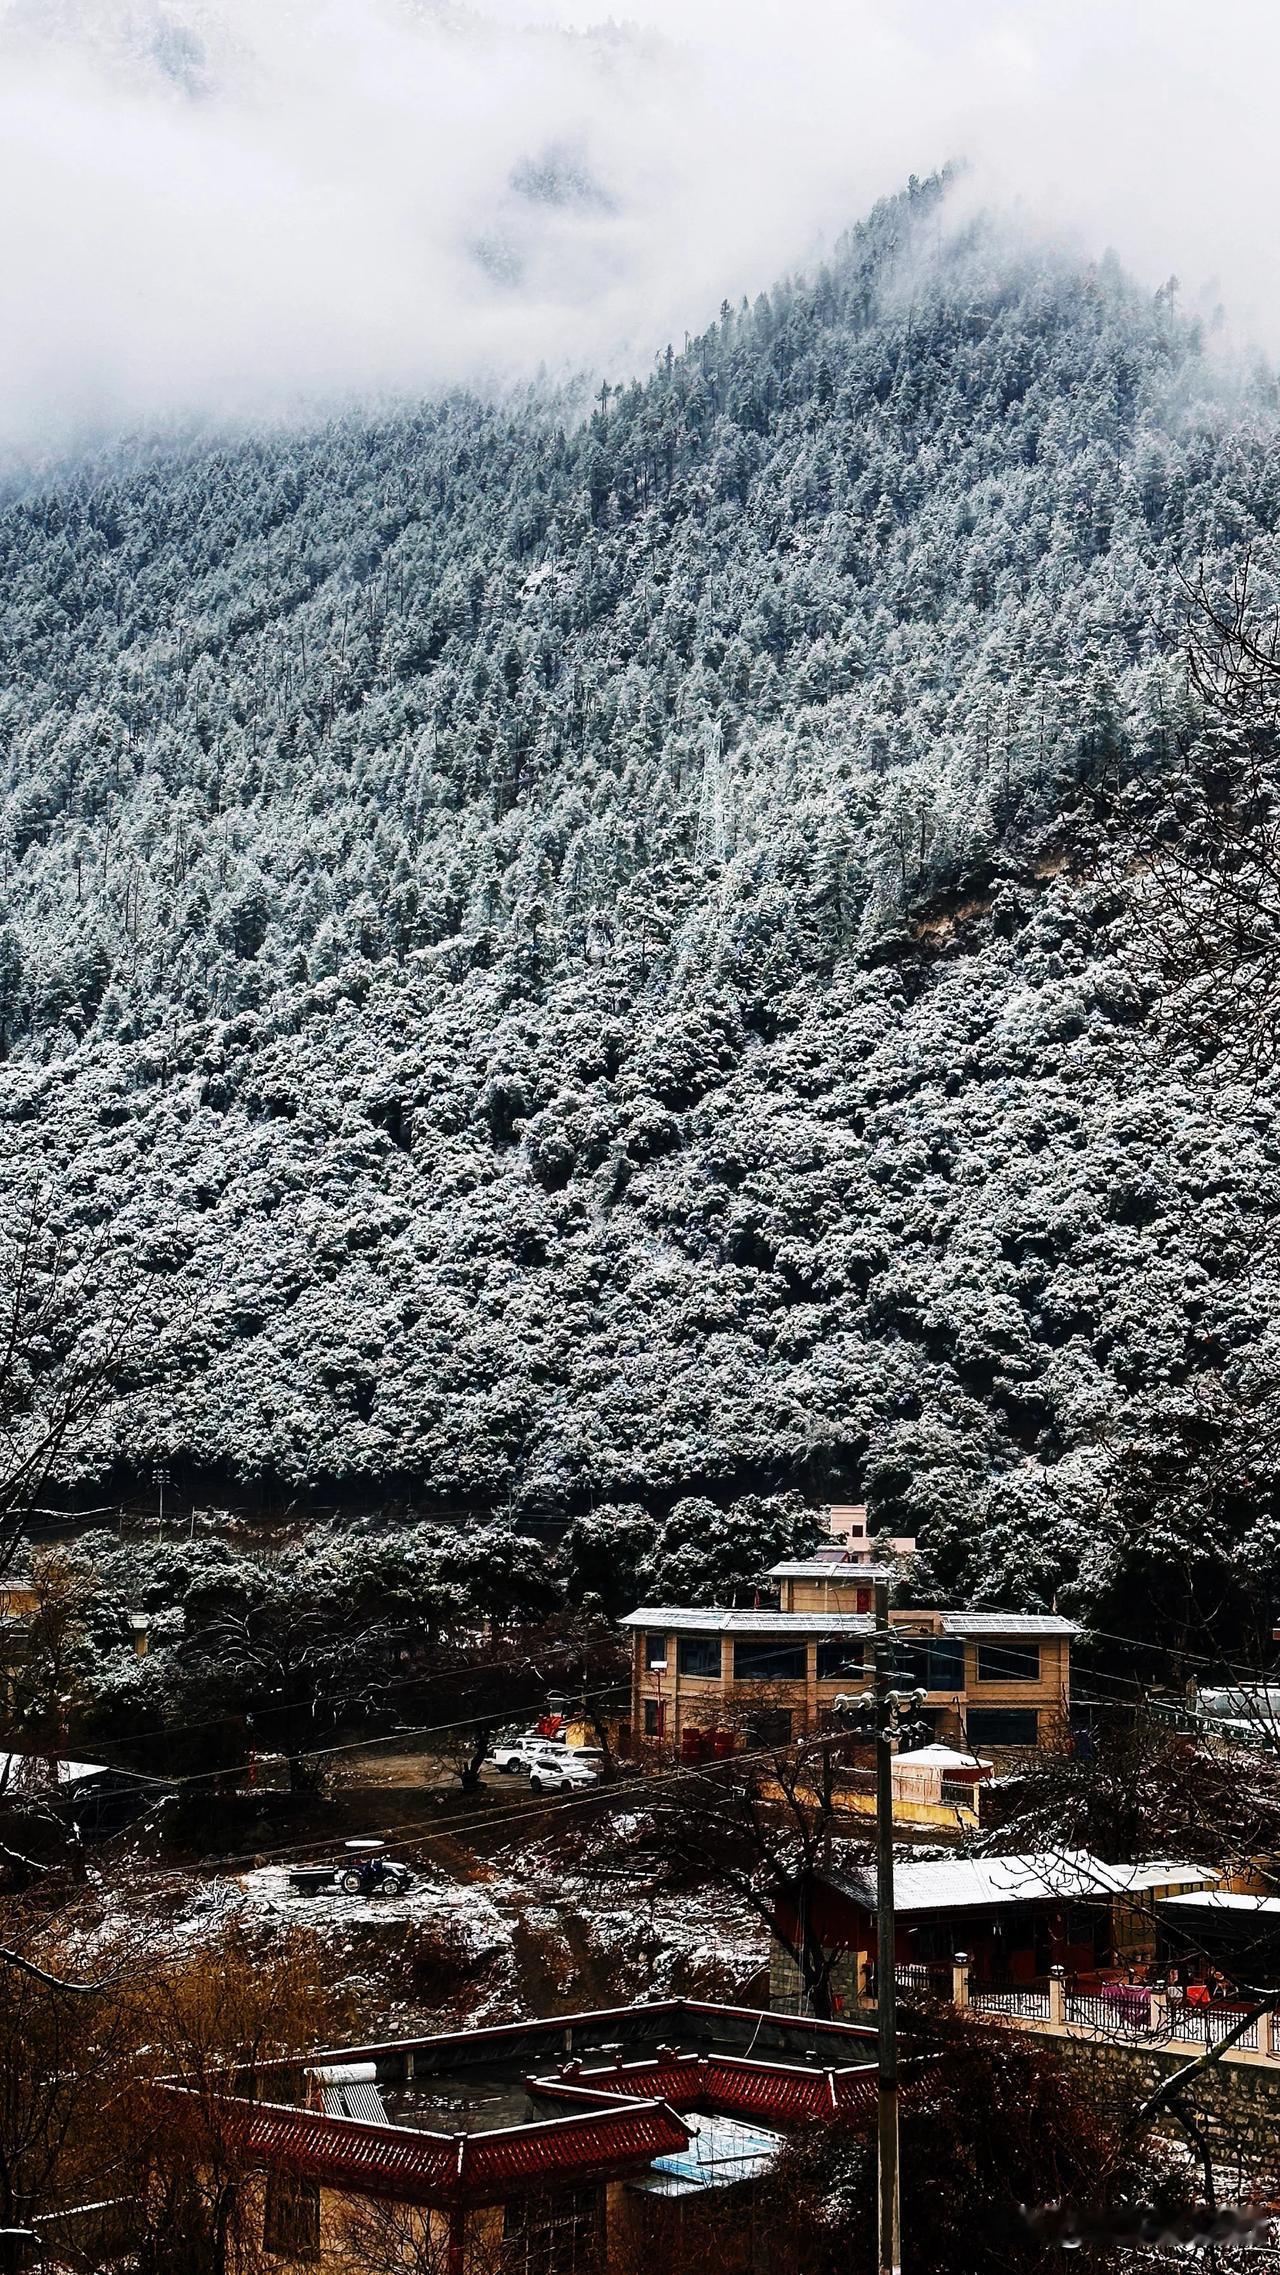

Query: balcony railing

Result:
[970,1985,1052,2021]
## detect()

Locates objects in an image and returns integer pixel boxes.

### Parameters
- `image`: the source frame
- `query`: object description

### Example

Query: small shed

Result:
[890,1744,993,1806]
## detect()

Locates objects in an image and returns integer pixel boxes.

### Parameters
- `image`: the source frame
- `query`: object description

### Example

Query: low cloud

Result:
[0,0,1276,457]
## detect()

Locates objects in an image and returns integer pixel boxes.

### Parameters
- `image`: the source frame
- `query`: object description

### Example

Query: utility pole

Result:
[874,1573,902,2275]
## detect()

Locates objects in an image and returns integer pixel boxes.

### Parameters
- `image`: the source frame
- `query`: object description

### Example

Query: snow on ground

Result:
[114,1833,767,2034]
[61,1786,766,2039]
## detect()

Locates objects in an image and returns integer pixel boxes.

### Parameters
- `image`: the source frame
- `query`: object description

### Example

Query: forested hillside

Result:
[3,178,1280,1642]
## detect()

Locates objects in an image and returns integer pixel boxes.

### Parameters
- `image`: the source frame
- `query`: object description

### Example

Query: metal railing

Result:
[892,1963,953,1999]
[1164,2004,1260,2052]
[893,1964,933,1993]
[1066,1990,1155,2037]
[971,1986,1051,2020]
[885,1962,1278,2062]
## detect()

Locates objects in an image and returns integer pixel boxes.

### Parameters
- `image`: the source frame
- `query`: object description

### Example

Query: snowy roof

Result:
[895,1744,992,1770]
[937,1613,1078,1637]
[0,1750,110,1787]
[621,1607,873,1636]
[623,1605,1076,1637]
[767,1561,896,1582]
[1159,1892,1280,1916]
[825,1852,1215,1915]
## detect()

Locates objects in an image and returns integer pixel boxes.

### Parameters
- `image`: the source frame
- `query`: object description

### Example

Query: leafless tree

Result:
[640,1734,869,2017]
[983,1703,1280,1867]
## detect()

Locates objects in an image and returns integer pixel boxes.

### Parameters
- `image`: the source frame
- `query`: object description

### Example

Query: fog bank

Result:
[0,0,1275,454]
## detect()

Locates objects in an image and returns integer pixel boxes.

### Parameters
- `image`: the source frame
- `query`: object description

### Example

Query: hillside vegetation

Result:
[3,179,1279,1644]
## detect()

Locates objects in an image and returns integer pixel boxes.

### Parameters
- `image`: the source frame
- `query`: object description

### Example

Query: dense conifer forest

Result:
[4,179,1280,1642]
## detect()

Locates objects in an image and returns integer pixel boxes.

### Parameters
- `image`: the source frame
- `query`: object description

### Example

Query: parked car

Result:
[528,1751,602,1794]
[489,1733,564,1775]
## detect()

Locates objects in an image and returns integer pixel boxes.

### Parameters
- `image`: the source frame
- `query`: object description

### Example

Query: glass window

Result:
[894,1638,964,1691]
[816,1638,865,1680]
[745,1707,793,1748]
[643,1699,666,1737]
[966,1709,1039,1747]
[976,1642,1041,1684]
[677,1634,722,1678]
[733,1639,807,1682]
[644,1632,668,1668]
[264,2173,320,2261]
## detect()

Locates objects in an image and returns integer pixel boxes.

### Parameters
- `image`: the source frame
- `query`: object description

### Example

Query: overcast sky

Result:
[0,0,1274,456]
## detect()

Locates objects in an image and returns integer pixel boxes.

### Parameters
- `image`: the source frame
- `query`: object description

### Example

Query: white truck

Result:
[489,1731,566,1775]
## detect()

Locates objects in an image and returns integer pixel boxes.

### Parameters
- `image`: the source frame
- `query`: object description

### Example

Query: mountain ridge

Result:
[3,180,1279,1644]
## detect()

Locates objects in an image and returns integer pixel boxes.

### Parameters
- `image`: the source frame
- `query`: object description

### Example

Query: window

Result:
[975,1642,1041,1684]
[816,1638,865,1680]
[643,1699,666,1737]
[504,2186,603,2275]
[733,1639,807,1682]
[966,1709,1039,1747]
[264,2173,320,2261]
[745,1708,793,1748]
[677,1634,722,1678]
[894,1638,964,1691]
[644,1632,668,1668]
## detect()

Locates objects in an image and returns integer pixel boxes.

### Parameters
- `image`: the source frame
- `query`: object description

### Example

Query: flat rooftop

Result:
[167,2001,884,2211]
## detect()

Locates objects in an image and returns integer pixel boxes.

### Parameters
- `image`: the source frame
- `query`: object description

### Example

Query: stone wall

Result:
[1053,2036,1280,2183]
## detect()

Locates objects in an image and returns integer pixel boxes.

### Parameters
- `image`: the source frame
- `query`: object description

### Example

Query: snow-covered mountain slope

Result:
[3,180,1279,1637]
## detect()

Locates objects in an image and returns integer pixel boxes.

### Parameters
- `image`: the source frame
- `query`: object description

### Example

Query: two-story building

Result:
[621,1553,1075,1759]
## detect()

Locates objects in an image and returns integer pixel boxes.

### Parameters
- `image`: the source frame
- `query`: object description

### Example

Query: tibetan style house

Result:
[155,1998,894,2275]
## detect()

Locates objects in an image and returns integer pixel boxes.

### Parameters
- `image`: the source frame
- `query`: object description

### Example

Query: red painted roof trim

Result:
[155,2086,692,2209]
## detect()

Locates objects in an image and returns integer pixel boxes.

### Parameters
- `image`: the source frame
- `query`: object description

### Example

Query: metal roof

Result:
[1159,1892,1280,1915]
[644,2113,781,2196]
[620,1607,874,1636]
[825,1852,1213,1915]
[622,1607,1076,1637]
[0,1749,111,1788]
[767,1561,896,1581]
[937,1613,1078,1637]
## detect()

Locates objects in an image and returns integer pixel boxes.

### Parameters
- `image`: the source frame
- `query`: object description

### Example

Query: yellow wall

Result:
[630,1628,1070,1752]
[243,2173,625,2273]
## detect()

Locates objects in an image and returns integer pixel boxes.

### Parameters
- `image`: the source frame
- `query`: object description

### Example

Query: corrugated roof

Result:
[825,1852,1213,1915]
[938,1613,1078,1637]
[767,1561,896,1581]
[644,2113,781,2195]
[0,1749,110,1787]
[620,1608,874,1636]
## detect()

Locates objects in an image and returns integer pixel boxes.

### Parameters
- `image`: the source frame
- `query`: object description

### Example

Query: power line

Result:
[197,1726,853,1875]
[53,1642,626,1766]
